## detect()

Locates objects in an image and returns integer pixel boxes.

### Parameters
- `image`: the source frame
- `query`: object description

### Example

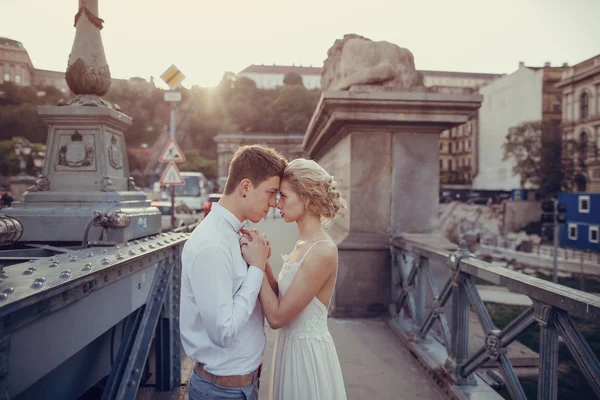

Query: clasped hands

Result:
[239,228,271,271]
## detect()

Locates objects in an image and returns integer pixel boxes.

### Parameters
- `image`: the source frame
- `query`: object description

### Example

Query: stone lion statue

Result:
[321,34,424,92]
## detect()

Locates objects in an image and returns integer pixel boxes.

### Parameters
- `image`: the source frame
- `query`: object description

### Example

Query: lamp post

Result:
[32,152,45,175]
[14,139,32,175]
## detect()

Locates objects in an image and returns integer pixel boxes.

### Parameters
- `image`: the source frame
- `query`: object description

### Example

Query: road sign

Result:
[159,162,184,185]
[160,65,186,90]
[164,91,182,102]
[159,139,186,163]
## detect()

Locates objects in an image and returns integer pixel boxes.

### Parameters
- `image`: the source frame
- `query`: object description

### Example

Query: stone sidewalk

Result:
[138,318,444,400]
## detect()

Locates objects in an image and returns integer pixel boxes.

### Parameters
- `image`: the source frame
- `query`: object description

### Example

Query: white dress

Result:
[269,240,347,400]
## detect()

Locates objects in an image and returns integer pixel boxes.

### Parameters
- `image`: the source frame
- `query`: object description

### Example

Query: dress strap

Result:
[297,240,334,265]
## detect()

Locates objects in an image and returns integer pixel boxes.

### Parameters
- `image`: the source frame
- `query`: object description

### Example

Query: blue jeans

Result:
[188,368,260,400]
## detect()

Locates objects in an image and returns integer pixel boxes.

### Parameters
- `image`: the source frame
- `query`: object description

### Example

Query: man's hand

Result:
[241,228,272,259]
[240,229,269,270]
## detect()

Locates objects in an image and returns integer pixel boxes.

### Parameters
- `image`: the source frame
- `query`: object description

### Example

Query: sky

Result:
[1,0,599,88]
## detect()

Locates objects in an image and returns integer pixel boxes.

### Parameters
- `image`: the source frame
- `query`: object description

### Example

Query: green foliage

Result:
[178,150,217,181]
[0,139,20,175]
[283,72,303,86]
[0,136,45,175]
[503,120,576,198]
[0,74,320,175]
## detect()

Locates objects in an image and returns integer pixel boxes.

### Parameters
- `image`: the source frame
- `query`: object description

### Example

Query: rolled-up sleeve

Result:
[188,245,264,348]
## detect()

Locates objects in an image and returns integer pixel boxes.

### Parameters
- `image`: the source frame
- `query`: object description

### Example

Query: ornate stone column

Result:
[1,1,161,243]
[66,0,112,99]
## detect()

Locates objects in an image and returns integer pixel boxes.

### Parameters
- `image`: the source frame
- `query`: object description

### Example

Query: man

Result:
[0,192,14,209]
[180,145,287,400]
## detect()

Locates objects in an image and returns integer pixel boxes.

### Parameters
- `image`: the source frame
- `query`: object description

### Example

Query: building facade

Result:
[473,62,568,191]
[556,54,600,192]
[214,132,305,179]
[0,36,129,93]
[0,37,34,87]
[558,192,600,252]
[238,64,322,90]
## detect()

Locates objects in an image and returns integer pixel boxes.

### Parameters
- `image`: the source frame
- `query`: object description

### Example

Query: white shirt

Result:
[180,203,266,375]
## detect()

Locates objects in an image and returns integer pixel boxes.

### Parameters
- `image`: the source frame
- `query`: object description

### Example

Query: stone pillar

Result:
[0,0,160,243]
[304,91,482,317]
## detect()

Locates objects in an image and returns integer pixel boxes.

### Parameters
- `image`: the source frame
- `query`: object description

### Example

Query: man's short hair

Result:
[224,145,288,195]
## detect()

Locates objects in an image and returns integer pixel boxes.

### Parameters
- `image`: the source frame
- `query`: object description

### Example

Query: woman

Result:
[242,158,347,400]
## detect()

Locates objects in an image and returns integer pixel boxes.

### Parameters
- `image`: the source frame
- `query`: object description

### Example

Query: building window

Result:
[553,95,561,112]
[580,92,589,120]
[579,195,590,213]
[15,65,21,74]
[14,75,21,84]
[448,160,453,171]
[590,226,599,243]
[579,131,588,168]
[3,73,9,82]
[439,159,443,170]
[568,223,578,240]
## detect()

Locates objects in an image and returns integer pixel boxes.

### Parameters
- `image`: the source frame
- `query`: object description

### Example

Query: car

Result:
[151,201,199,232]
[204,193,223,217]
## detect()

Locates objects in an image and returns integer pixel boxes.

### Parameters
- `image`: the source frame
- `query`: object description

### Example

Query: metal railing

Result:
[390,237,600,399]
[482,238,600,264]
[534,243,600,263]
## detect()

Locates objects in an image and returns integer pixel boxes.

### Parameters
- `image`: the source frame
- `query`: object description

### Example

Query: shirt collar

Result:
[211,203,245,233]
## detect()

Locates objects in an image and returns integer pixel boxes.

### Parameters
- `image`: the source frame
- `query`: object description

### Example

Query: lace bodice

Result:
[278,242,336,341]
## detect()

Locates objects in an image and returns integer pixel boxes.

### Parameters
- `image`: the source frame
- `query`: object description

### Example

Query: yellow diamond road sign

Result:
[161,64,185,90]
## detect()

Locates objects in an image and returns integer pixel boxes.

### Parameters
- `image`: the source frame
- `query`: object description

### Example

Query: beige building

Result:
[473,62,568,191]
[0,36,129,93]
[0,37,34,86]
[432,73,504,189]
[214,132,305,179]
[556,54,600,192]
[238,64,322,90]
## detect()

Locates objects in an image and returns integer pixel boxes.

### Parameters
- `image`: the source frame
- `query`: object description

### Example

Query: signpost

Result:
[160,65,186,230]
[541,199,567,283]
[159,139,186,163]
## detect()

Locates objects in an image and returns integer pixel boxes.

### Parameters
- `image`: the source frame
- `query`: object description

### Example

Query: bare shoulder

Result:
[303,241,337,274]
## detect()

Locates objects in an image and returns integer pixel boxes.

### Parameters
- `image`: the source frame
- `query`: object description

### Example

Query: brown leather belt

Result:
[195,363,262,387]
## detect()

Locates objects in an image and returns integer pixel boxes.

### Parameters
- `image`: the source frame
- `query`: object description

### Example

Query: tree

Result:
[503,120,576,198]
[268,85,319,133]
[0,139,20,175]
[283,72,303,87]
[178,150,217,180]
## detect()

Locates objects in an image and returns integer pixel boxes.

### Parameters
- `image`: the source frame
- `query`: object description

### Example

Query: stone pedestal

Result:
[2,106,160,243]
[304,91,482,317]
[9,175,37,201]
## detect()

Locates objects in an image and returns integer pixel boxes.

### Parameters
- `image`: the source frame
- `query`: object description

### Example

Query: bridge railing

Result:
[390,237,600,400]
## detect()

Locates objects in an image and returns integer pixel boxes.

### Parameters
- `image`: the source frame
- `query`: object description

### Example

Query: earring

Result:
[243,194,246,198]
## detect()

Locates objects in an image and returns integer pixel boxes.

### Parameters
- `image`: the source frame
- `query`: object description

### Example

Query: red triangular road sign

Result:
[159,162,185,185]
[159,139,186,162]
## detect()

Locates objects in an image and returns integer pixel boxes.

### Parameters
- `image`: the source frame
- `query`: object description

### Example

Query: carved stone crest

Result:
[56,131,96,171]
[108,135,123,170]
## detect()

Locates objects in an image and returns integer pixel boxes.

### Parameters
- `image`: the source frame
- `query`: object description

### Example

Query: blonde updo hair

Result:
[283,158,347,221]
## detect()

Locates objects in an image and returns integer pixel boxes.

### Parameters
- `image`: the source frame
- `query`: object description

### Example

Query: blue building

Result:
[511,189,541,201]
[558,193,600,253]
